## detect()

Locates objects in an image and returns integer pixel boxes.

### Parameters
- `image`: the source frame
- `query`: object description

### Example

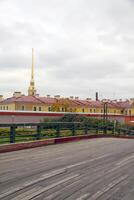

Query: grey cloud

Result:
[0,0,134,99]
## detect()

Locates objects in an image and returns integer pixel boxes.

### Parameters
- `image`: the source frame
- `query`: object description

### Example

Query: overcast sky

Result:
[0,0,134,100]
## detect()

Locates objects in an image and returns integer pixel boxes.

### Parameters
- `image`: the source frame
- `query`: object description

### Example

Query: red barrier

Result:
[0,139,55,153]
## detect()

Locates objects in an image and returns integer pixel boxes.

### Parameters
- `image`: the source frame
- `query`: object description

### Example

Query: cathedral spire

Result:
[28,48,37,96]
[31,48,34,81]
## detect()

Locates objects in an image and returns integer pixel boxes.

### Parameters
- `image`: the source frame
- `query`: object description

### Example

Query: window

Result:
[48,107,51,111]
[33,106,36,111]
[61,107,64,112]
[70,108,73,112]
[90,109,92,113]
[3,106,5,110]
[82,108,85,113]
[101,109,103,113]
[129,110,131,115]
[114,110,116,114]
[94,109,96,113]
[39,107,41,111]
[22,106,25,110]
[6,106,8,110]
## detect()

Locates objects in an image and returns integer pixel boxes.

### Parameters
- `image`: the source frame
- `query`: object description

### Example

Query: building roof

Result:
[35,96,57,104]
[115,101,131,109]
[0,95,57,105]
[0,95,132,109]
[71,100,103,108]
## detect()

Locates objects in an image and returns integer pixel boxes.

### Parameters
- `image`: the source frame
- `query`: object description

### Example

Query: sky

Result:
[0,0,134,100]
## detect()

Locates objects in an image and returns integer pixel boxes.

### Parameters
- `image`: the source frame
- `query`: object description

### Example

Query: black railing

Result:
[0,122,133,144]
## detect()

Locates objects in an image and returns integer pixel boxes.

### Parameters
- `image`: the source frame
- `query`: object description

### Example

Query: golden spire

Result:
[31,48,34,81]
[28,48,37,96]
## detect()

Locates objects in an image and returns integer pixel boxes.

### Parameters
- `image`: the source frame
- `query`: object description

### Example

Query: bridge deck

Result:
[0,138,134,200]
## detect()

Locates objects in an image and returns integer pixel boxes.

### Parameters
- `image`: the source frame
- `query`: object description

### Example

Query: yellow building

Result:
[0,92,127,115]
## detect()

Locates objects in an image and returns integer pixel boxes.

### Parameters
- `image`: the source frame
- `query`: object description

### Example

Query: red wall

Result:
[0,111,126,124]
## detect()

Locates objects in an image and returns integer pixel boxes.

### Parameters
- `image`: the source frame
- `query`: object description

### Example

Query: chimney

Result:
[75,96,79,100]
[0,95,3,101]
[47,95,51,98]
[86,97,92,101]
[102,99,108,103]
[96,92,99,101]
[112,99,117,103]
[13,92,22,98]
[54,95,60,99]
[70,96,74,99]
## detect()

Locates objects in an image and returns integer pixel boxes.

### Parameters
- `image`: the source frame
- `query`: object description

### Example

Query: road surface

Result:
[0,138,134,200]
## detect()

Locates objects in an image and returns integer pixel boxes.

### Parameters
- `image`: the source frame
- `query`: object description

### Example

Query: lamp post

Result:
[103,102,108,134]
[11,115,15,124]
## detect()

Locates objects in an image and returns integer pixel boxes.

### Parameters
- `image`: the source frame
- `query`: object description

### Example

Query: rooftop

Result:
[0,94,132,109]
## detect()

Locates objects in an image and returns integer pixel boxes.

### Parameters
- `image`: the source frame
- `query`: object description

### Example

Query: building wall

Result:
[0,111,125,123]
[14,103,52,112]
[0,101,125,115]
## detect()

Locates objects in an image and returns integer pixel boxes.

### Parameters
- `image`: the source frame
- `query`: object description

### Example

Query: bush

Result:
[58,114,113,126]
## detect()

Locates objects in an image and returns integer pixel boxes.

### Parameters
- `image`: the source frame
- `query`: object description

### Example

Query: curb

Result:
[0,139,55,153]
[0,134,134,153]
[54,134,113,144]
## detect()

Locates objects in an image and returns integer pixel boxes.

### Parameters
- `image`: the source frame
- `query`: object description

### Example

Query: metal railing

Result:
[0,122,133,144]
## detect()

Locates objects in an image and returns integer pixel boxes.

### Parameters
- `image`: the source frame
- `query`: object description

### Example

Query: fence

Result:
[0,122,133,144]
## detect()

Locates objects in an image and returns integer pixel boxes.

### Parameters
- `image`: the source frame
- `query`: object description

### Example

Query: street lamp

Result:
[11,115,15,124]
[103,101,108,134]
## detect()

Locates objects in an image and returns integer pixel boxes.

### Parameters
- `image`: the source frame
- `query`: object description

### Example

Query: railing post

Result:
[72,124,76,136]
[103,125,107,134]
[117,127,120,136]
[10,125,16,143]
[112,120,116,135]
[96,125,98,134]
[112,124,115,135]
[84,124,88,134]
[36,125,41,140]
[56,124,60,137]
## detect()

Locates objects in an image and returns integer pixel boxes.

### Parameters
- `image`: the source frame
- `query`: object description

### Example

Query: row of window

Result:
[0,106,131,115]
[20,106,52,112]
[0,107,100,112]
[0,106,118,113]
[32,106,51,111]
[125,110,131,115]
[82,109,100,113]
[0,106,8,110]
[82,109,119,113]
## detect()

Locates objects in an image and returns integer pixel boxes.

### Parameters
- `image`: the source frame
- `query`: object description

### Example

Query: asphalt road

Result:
[0,138,134,200]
